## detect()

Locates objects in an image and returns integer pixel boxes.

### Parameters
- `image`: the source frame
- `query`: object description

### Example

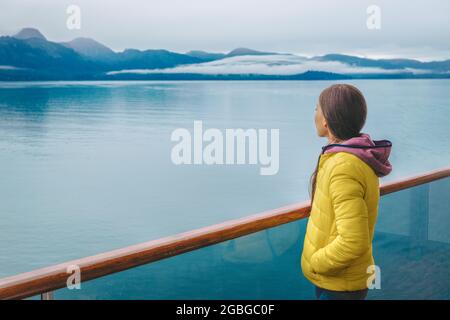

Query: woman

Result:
[301,84,393,300]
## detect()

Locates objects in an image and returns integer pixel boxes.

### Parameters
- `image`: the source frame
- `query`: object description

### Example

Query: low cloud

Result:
[0,65,22,70]
[108,54,428,76]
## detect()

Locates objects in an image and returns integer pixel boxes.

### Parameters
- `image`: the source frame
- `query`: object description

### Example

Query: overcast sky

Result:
[1,0,449,60]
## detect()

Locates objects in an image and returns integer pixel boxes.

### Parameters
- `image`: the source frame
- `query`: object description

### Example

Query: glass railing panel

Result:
[32,176,450,299]
[53,218,312,299]
[371,176,450,299]
[428,177,450,243]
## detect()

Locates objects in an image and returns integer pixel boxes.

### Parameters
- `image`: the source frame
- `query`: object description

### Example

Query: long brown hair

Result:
[309,84,367,204]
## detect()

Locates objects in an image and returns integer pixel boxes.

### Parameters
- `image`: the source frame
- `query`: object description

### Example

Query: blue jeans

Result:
[315,286,368,300]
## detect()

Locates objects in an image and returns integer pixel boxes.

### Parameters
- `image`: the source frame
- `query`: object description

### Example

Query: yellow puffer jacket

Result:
[301,151,382,291]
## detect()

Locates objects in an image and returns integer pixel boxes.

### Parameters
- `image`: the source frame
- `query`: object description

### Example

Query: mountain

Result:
[61,37,116,62]
[225,47,277,57]
[13,27,46,40]
[114,48,203,69]
[0,36,98,80]
[185,48,279,62]
[185,50,226,62]
[61,38,203,68]
[0,28,205,79]
[1,27,449,81]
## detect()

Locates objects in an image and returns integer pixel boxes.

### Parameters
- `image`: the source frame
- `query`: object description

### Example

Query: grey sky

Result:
[1,0,449,60]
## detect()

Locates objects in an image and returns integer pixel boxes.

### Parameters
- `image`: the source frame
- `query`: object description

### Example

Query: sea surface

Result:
[0,80,449,299]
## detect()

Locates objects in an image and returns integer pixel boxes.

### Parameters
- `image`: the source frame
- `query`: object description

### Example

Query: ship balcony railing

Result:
[0,166,449,300]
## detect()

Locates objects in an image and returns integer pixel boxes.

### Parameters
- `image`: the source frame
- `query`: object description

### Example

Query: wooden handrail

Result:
[0,166,449,300]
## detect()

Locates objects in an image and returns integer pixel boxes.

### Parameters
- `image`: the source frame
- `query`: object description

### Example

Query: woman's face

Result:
[314,103,328,137]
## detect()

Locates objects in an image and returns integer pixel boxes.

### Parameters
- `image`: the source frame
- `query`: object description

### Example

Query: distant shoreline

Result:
[1,72,450,82]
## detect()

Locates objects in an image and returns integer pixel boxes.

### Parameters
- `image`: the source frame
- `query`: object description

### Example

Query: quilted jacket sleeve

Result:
[310,162,370,276]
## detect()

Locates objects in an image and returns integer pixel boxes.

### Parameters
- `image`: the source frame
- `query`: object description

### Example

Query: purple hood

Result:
[321,133,393,177]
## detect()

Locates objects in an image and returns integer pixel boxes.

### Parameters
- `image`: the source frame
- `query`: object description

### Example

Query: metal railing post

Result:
[41,291,54,300]
[409,183,429,259]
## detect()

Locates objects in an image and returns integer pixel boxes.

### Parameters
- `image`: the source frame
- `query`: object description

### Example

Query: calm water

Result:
[0,80,449,298]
